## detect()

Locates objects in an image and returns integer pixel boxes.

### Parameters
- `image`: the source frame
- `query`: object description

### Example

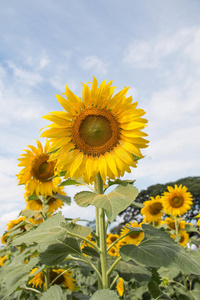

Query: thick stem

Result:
[99,207,109,289]
[182,272,188,291]
[97,173,109,289]
[96,207,102,289]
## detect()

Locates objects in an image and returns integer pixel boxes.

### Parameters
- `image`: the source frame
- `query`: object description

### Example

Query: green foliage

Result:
[40,285,64,300]
[120,225,200,275]
[115,260,151,282]
[90,289,120,299]
[74,184,139,223]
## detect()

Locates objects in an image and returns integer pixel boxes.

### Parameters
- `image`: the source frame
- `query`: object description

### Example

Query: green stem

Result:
[107,257,122,276]
[81,254,103,284]
[95,207,102,289]
[97,173,109,289]
[44,267,50,290]
[67,231,100,252]
[182,272,188,291]
[110,274,119,290]
[105,218,110,232]
[174,217,179,236]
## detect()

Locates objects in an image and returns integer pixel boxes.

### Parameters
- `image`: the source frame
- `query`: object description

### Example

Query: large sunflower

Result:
[141,196,163,222]
[161,185,193,216]
[41,77,148,183]
[29,268,76,291]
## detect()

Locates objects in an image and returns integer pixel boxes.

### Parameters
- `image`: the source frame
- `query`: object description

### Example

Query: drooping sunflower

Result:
[6,216,26,231]
[17,140,60,196]
[120,221,144,245]
[141,196,163,222]
[29,268,76,291]
[41,77,148,183]
[116,277,125,297]
[161,185,193,216]
[25,188,65,213]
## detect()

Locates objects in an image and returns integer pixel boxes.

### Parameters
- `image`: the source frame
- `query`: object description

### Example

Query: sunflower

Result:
[161,185,193,217]
[116,277,124,297]
[29,268,76,291]
[171,230,189,247]
[141,196,163,222]
[164,217,186,232]
[108,246,119,257]
[0,255,7,267]
[106,233,119,245]
[25,188,65,213]
[41,77,148,183]
[120,221,144,245]
[6,216,26,231]
[81,234,96,254]
[17,140,60,196]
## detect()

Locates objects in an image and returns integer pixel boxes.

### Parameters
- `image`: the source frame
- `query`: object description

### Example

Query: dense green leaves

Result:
[120,226,200,275]
[90,289,120,299]
[74,184,139,222]
[12,212,92,247]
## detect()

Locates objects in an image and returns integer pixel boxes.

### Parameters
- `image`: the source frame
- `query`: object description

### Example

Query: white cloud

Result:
[123,26,200,68]
[80,55,108,75]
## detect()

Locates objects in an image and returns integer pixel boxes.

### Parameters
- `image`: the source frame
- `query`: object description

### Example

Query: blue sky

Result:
[1,0,200,235]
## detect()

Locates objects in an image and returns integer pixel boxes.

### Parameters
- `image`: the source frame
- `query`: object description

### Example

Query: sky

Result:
[0,0,200,236]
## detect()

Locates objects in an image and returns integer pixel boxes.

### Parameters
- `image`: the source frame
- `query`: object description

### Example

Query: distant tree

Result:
[118,176,200,225]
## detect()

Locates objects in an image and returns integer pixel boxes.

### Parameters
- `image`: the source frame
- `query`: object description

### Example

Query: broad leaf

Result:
[90,289,120,300]
[40,237,82,265]
[54,193,71,205]
[81,246,100,258]
[75,184,139,223]
[67,292,90,300]
[115,260,151,282]
[40,285,64,300]
[62,222,92,238]
[120,237,200,275]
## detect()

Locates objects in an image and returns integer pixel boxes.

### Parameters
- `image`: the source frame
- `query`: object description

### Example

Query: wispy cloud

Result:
[80,55,108,75]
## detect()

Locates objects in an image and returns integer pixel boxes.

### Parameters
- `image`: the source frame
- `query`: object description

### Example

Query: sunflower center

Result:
[31,154,55,182]
[72,108,120,156]
[170,196,184,208]
[129,233,140,239]
[109,235,118,243]
[180,236,184,243]
[149,202,163,215]
[49,270,64,285]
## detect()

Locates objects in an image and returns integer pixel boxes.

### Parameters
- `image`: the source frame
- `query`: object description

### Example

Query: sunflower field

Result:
[1,78,200,300]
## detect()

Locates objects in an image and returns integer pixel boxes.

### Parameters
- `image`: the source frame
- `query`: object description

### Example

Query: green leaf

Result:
[27,194,39,200]
[120,237,200,275]
[106,179,135,189]
[40,237,82,265]
[54,193,71,205]
[0,257,39,297]
[62,222,92,238]
[12,212,67,246]
[184,224,198,233]
[40,285,64,300]
[81,246,100,258]
[130,202,144,209]
[74,184,139,223]
[90,289,120,300]
[115,260,151,282]
[59,179,80,187]
[67,293,90,300]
